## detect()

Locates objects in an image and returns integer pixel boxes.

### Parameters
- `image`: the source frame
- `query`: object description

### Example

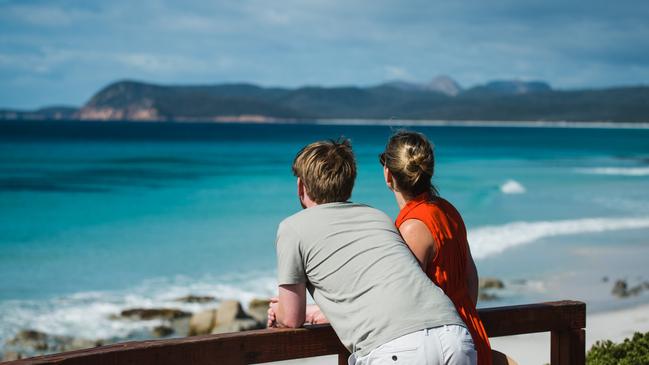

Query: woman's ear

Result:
[384,166,396,191]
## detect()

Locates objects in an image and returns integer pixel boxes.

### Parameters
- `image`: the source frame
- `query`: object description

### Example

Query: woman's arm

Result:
[399,219,436,271]
[465,245,479,307]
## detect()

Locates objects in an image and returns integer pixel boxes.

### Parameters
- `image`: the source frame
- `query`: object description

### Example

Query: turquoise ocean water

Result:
[1,120,648,343]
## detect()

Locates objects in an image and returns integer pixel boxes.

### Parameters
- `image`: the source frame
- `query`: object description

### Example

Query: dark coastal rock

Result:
[479,277,505,290]
[211,300,263,333]
[216,300,250,323]
[611,279,647,298]
[6,330,49,351]
[189,309,218,336]
[627,285,644,296]
[612,280,629,297]
[189,300,265,336]
[175,295,216,303]
[2,351,23,361]
[61,338,103,352]
[170,316,191,337]
[5,329,103,357]
[247,298,271,325]
[151,325,174,338]
[118,308,191,320]
[210,318,262,334]
[478,292,500,302]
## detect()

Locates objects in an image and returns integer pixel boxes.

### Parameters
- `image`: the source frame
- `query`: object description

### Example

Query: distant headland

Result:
[2,76,648,123]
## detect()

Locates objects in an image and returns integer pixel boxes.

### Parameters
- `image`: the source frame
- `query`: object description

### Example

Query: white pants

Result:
[350,325,477,365]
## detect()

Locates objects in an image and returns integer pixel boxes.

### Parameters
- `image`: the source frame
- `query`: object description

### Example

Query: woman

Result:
[379,130,493,365]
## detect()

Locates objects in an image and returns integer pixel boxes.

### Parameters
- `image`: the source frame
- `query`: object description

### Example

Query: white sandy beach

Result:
[267,303,649,365]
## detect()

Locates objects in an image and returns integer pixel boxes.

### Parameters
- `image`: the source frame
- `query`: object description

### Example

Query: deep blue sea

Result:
[1,120,649,343]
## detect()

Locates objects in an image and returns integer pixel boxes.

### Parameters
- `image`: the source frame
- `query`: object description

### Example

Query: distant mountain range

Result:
[2,76,648,123]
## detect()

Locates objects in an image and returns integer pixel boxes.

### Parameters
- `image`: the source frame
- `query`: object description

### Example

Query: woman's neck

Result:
[394,190,410,209]
[395,190,430,209]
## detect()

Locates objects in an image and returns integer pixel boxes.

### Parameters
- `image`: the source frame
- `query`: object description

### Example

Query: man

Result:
[269,139,476,364]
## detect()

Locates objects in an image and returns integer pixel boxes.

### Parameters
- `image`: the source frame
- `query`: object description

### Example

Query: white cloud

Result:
[2,4,84,27]
[383,65,413,80]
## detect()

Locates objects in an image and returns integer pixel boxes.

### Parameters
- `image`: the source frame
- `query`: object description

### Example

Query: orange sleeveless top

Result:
[396,193,492,365]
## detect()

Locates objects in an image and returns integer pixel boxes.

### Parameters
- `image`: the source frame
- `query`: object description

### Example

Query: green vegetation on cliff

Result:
[3,79,649,123]
[587,331,649,365]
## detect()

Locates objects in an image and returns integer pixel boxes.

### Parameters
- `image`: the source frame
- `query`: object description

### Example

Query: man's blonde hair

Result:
[292,138,356,204]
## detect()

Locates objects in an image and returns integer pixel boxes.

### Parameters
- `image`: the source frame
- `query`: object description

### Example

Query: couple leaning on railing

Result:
[266,131,515,365]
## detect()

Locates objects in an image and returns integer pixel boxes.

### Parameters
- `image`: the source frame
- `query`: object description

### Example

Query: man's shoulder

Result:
[281,202,391,227]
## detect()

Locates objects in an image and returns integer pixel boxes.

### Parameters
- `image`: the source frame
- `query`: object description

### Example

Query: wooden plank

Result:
[479,300,586,337]
[3,301,585,365]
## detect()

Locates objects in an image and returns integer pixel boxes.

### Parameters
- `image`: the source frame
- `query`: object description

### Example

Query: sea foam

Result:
[468,216,649,260]
[576,167,649,176]
[0,273,277,345]
[500,179,526,194]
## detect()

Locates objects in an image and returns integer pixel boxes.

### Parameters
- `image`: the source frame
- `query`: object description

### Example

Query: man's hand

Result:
[305,304,329,325]
[267,297,279,327]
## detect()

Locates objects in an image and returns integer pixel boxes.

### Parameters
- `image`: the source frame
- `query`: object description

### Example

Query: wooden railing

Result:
[4,300,586,365]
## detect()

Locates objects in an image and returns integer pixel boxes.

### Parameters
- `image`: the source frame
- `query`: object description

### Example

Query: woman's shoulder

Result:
[428,196,463,217]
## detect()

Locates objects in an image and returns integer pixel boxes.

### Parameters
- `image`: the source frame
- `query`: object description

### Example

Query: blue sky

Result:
[1,0,648,109]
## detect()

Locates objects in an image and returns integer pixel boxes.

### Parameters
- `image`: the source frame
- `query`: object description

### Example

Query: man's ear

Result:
[297,177,304,199]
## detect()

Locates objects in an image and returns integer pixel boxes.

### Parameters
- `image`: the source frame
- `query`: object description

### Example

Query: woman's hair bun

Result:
[382,130,437,196]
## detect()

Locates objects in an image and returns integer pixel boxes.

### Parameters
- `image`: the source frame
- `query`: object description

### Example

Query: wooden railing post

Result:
[551,328,585,365]
[337,348,350,365]
[549,301,586,365]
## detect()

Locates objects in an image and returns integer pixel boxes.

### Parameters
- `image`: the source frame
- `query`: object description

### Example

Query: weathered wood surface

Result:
[3,300,586,365]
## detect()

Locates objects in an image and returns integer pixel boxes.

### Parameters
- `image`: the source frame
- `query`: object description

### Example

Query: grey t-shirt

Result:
[276,202,463,356]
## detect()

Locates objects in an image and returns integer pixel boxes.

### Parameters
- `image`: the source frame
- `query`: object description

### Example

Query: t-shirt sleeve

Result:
[276,220,307,286]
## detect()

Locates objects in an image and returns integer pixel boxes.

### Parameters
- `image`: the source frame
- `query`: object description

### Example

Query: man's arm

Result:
[270,283,306,328]
[268,300,329,327]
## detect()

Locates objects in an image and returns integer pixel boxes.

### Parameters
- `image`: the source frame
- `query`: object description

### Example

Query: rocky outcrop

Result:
[2,351,23,361]
[188,309,218,336]
[478,292,500,302]
[117,308,191,320]
[175,295,216,303]
[4,329,104,357]
[6,299,269,359]
[211,300,262,334]
[151,325,174,338]
[478,277,506,302]
[248,298,271,324]
[479,277,505,290]
[611,279,649,298]
[188,300,266,336]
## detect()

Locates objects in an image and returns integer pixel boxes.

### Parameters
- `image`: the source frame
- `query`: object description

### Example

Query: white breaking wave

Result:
[577,167,649,176]
[468,216,649,260]
[500,179,526,194]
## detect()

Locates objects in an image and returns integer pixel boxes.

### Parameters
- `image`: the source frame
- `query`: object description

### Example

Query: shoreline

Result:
[312,118,649,129]
[3,118,649,129]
